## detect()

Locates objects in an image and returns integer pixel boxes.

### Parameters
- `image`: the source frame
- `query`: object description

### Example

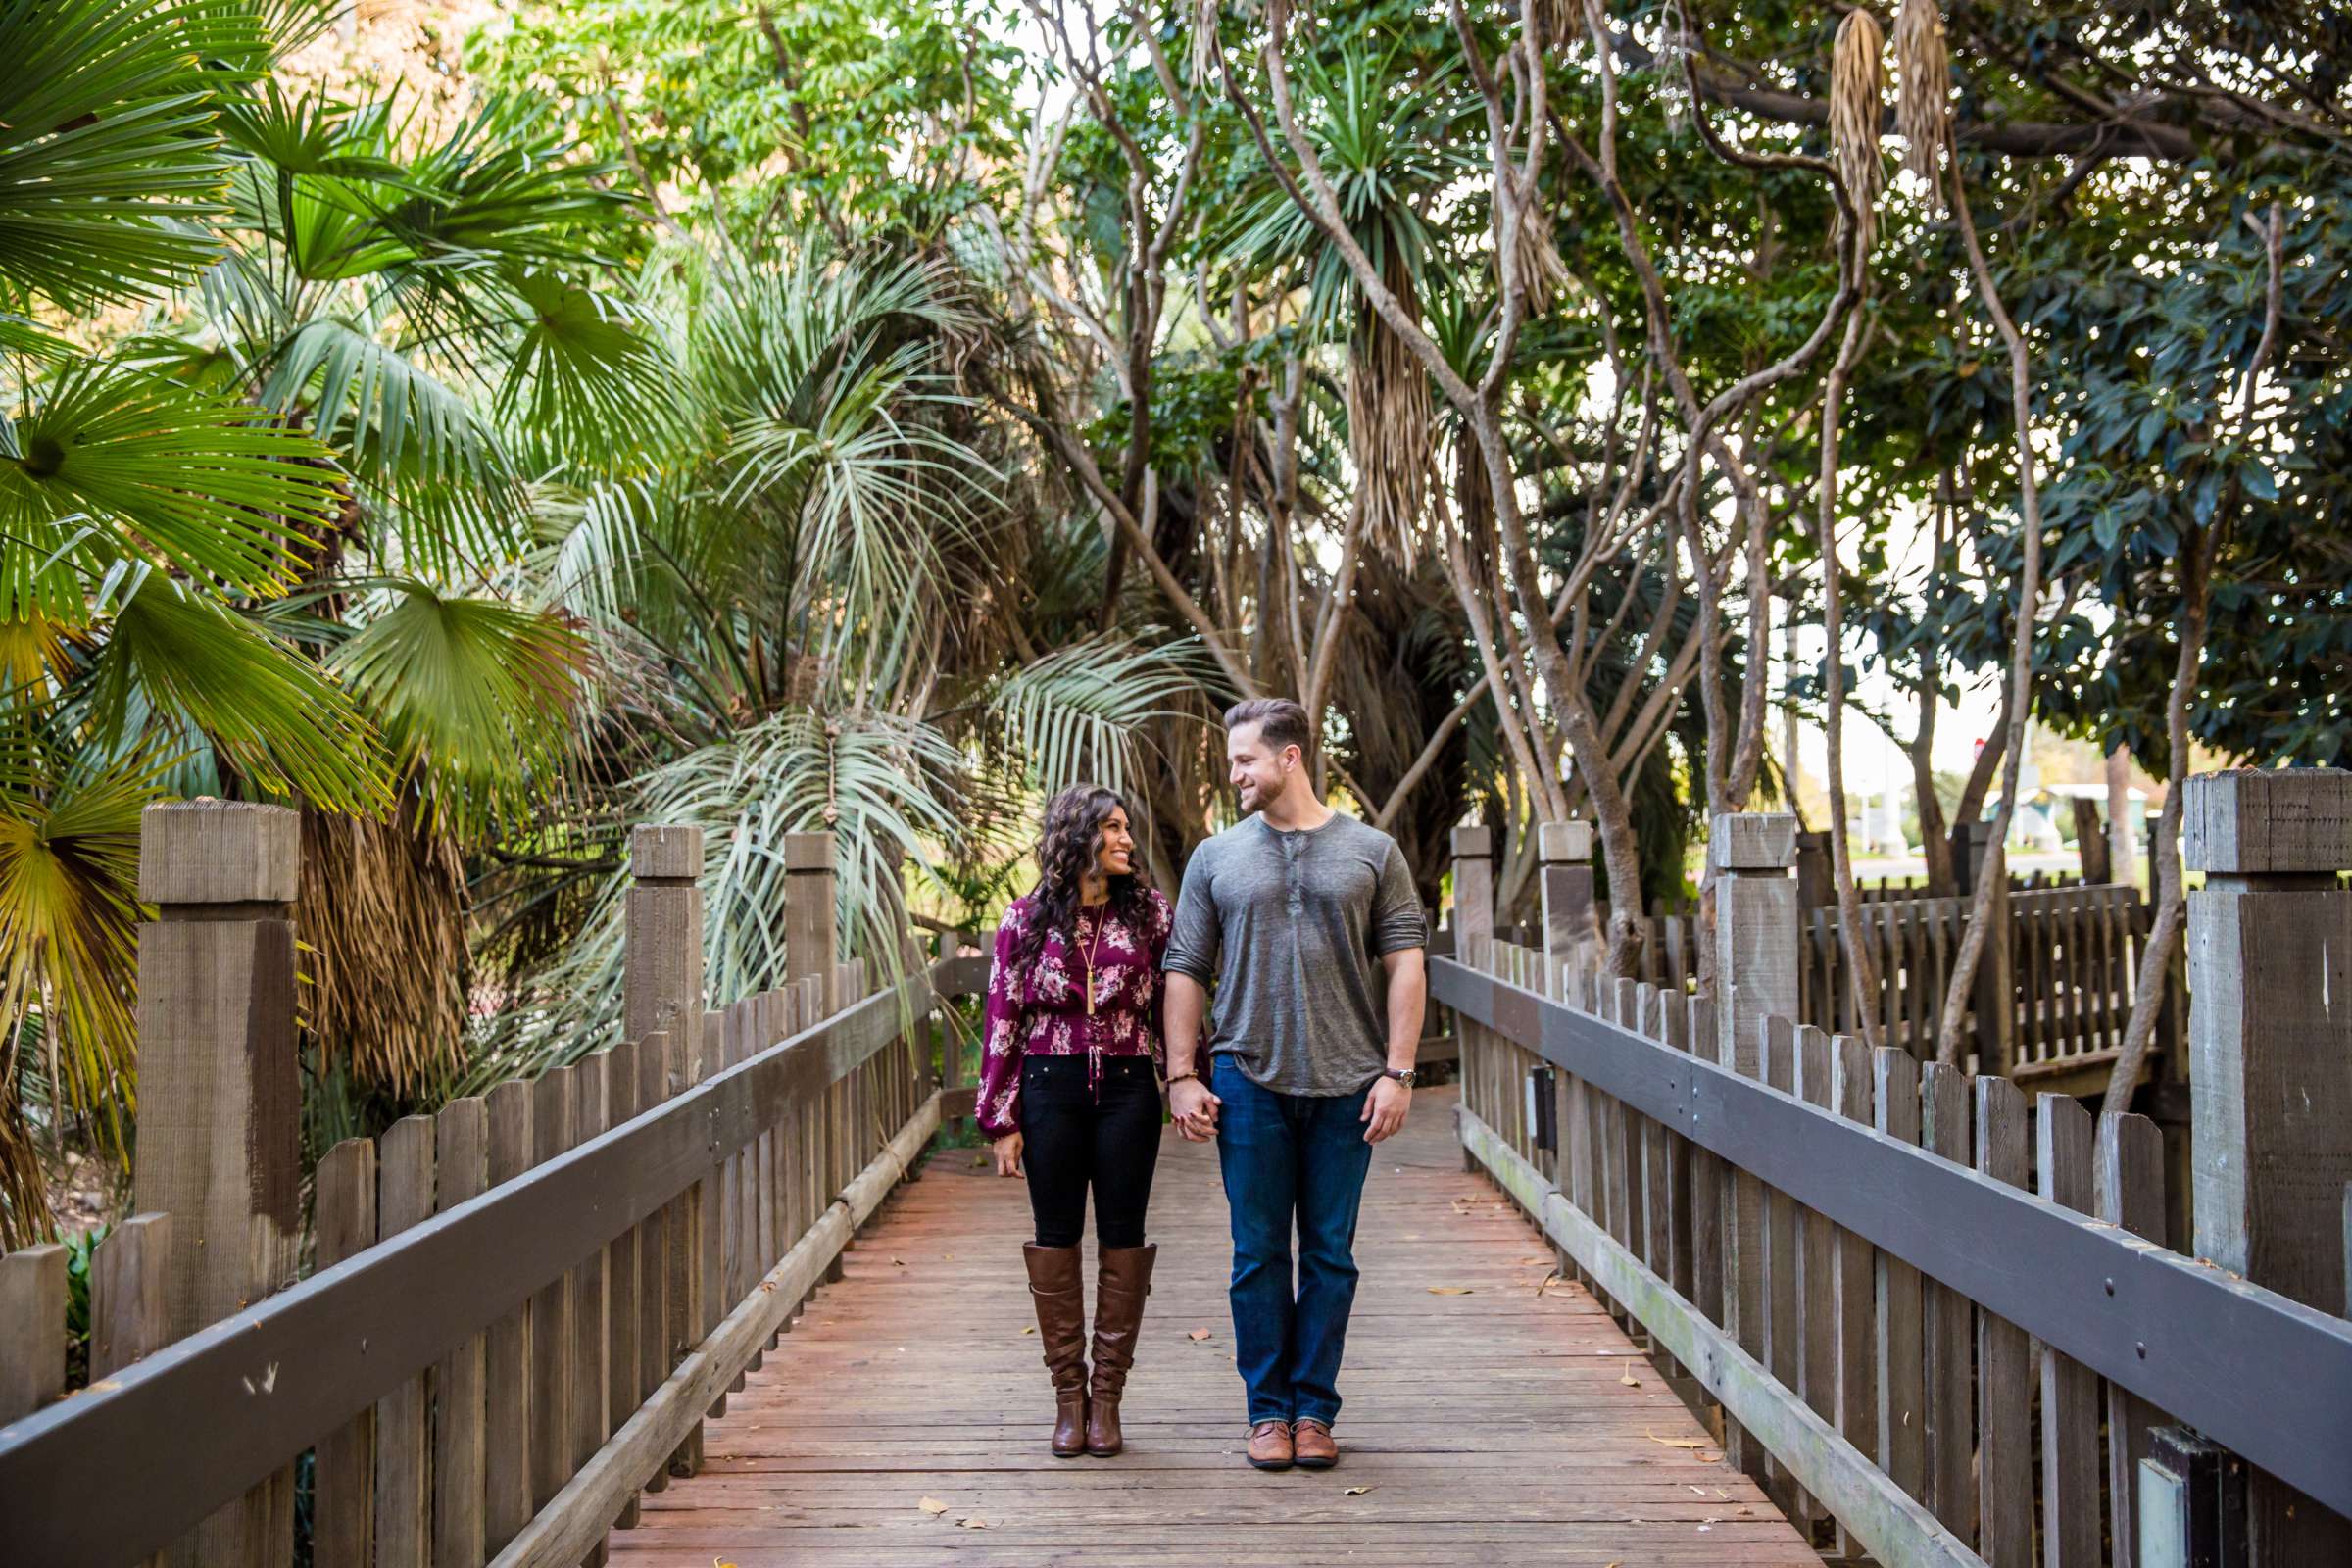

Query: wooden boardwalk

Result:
[609,1084,1812,1566]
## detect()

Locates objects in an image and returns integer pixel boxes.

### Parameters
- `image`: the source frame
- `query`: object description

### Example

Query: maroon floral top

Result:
[975,889,1174,1140]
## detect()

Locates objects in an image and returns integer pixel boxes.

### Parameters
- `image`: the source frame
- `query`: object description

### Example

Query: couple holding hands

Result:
[974,697,1429,1472]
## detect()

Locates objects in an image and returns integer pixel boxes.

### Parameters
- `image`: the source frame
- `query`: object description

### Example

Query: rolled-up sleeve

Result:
[1161,856,1219,985]
[1371,841,1427,954]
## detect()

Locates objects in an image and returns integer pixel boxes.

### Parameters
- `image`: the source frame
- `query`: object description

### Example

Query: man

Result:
[1161,697,1428,1473]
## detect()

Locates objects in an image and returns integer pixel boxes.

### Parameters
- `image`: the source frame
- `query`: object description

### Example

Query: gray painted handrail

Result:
[1431,954,2352,1521]
[0,960,975,1568]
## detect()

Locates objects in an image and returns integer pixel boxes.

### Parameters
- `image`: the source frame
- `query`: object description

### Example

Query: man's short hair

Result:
[1223,697,1313,760]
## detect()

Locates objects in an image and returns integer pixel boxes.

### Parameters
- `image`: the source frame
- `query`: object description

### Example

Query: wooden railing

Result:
[1443,791,2352,1568]
[0,807,982,1568]
[1561,875,2180,1091]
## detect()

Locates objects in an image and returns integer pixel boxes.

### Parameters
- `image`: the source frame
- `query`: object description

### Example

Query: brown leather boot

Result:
[1023,1243,1090,1457]
[1084,1243,1156,1456]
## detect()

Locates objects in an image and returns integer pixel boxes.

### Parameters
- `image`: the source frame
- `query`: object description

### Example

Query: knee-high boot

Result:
[1023,1243,1090,1457]
[1085,1243,1156,1456]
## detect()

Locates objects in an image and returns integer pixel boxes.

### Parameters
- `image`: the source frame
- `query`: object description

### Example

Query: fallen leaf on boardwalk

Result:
[1688,1486,1706,1496]
[1021,1325,1036,1335]
[1536,1272,1561,1298]
[1188,1328,1212,1342]
[917,1497,949,1516]
[715,1559,739,1567]
[972,1155,988,1167]
[1644,1431,1707,1448]
[891,1256,906,1266]
[1620,1362,1642,1387]
[958,1516,989,1530]
[1427,1286,1475,1296]
[1343,1486,1375,1496]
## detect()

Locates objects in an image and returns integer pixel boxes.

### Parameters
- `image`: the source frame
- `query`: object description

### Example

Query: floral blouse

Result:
[975,889,1174,1140]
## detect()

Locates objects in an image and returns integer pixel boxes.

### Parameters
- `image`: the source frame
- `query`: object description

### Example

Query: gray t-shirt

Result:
[1161,811,1427,1096]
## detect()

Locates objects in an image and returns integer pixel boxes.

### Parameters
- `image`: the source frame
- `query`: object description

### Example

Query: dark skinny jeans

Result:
[1017,1053,1161,1249]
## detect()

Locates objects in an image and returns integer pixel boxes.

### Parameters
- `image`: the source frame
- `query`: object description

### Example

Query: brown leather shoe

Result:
[1085,1244,1156,1456]
[1247,1419,1295,1471]
[1292,1417,1338,1469]
[1023,1244,1089,1457]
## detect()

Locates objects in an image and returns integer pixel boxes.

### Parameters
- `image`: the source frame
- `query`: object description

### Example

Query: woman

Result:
[975,784,1172,1458]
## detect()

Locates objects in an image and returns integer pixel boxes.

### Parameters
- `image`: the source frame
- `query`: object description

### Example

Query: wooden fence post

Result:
[2182,766,2352,1565]
[625,825,706,1048]
[1709,810,1796,1490]
[783,831,841,1288]
[1449,823,1494,966]
[133,800,301,1568]
[784,831,838,1007]
[1449,825,1494,1170]
[1537,819,1593,997]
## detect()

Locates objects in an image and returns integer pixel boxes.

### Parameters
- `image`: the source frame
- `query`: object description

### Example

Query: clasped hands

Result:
[1169,1074,1222,1141]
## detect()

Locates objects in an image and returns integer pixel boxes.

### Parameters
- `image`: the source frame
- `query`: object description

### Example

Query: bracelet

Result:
[1164,1069,1201,1087]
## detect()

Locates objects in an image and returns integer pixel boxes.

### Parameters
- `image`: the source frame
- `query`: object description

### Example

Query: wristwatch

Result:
[1381,1068,1417,1088]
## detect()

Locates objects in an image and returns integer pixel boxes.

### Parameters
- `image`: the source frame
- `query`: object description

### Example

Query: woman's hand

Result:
[991,1131,1025,1178]
[1169,1076,1221,1142]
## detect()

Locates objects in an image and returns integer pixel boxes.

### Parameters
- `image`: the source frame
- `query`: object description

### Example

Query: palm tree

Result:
[0,0,661,1237]
[0,0,395,1240]
[470,237,1213,1081]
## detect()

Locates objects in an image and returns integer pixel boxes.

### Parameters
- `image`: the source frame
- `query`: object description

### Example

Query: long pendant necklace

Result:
[1080,906,1106,1016]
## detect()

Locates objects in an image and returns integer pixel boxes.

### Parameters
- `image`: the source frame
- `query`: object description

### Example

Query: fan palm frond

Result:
[88,577,390,812]
[0,361,342,614]
[983,634,1213,798]
[327,580,590,835]
[0,728,160,1246]
[0,0,264,312]
[464,704,965,1083]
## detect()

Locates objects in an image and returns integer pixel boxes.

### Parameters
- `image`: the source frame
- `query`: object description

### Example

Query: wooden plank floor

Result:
[609,1084,1814,1565]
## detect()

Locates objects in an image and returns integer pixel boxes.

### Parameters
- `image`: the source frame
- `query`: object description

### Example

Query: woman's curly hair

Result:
[1008,784,1155,983]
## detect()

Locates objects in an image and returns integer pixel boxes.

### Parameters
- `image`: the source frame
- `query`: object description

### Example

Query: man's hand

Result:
[1360,1076,1411,1143]
[991,1131,1024,1178]
[1169,1075,1222,1141]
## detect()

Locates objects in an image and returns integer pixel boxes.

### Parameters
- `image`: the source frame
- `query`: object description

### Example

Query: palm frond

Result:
[88,577,391,812]
[0,727,160,1244]
[0,0,264,311]
[496,270,679,466]
[984,634,1212,798]
[465,705,964,1082]
[0,361,342,615]
[328,580,590,835]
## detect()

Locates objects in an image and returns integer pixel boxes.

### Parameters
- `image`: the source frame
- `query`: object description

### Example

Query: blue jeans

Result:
[1211,1054,1375,1426]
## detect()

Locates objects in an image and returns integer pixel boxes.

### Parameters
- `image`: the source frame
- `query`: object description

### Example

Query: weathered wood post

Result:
[1710,810,1797,1488]
[783,832,843,1280]
[624,825,705,1047]
[784,832,839,1008]
[2182,767,2352,1564]
[1449,825,1494,1166]
[624,825,705,1481]
[1450,823,1494,965]
[1538,819,1593,998]
[133,800,302,1568]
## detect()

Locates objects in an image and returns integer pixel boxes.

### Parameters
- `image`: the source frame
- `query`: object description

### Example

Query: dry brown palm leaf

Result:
[1830,8,1887,253]
[1512,202,1569,318]
[1893,0,1950,197]
[298,800,470,1094]
[1348,269,1434,559]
